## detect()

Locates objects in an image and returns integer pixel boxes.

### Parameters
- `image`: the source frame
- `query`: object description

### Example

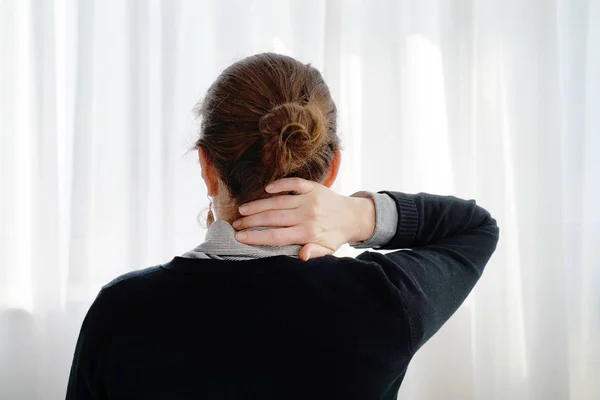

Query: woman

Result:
[67,53,498,399]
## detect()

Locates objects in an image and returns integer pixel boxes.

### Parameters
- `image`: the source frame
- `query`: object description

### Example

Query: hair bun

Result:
[259,102,327,176]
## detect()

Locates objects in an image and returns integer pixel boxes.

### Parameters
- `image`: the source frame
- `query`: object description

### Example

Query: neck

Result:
[211,197,242,226]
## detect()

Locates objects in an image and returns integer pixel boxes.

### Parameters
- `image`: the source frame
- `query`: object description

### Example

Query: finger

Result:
[265,177,315,195]
[233,210,300,230]
[299,243,334,261]
[235,226,306,247]
[238,195,302,216]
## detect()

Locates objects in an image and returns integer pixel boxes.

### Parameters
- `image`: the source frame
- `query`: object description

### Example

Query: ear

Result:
[322,149,341,188]
[198,147,219,196]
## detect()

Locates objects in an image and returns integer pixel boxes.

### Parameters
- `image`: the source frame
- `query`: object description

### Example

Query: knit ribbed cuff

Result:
[380,191,418,247]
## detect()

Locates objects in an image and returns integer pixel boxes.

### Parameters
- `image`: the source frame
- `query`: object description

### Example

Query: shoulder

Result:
[94,265,170,311]
[82,265,169,328]
[102,264,167,291]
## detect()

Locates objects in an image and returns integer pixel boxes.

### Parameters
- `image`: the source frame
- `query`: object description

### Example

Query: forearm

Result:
[347,191,397,248]
[379,192,498,250]
[348,191,498,251]
[354,193,499,351]
[346,196,376,245]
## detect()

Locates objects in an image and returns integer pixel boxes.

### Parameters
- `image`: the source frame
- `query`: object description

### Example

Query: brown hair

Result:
[194,53,340,207]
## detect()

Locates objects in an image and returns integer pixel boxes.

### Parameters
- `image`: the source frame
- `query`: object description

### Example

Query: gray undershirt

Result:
[181,192,399,260]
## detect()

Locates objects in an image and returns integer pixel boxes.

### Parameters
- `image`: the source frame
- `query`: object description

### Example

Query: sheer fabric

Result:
[1,1,598,398]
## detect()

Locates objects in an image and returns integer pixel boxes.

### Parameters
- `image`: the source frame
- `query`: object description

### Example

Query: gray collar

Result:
[182,220,301,261]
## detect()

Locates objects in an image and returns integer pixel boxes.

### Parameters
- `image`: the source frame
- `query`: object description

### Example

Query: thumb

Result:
[299,243,334,261]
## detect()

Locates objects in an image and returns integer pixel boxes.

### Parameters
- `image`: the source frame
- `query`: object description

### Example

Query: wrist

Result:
[346,196,376,245]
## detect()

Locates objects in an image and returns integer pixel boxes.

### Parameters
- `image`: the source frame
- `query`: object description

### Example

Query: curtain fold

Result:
[1,1,598,398]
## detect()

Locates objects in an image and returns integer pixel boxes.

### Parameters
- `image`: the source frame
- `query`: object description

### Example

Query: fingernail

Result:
[232,220,240,228]
[236,232,247,241]
[305,251,311,260]
[239,205,248,214]
[265,184,274,192]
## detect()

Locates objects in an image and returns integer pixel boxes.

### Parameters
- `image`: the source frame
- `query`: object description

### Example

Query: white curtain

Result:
[1,0,598,398]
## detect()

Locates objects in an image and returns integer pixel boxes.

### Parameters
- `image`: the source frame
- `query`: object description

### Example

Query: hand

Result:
[232,178,376,261]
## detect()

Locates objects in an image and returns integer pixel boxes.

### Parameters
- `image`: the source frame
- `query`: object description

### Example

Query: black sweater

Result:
[66,192,499,400]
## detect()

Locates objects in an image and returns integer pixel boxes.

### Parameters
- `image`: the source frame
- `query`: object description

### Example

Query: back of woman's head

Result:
[194,53,340,205]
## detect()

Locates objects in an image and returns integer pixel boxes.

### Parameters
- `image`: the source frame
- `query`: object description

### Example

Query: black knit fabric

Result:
[66,192,499,400]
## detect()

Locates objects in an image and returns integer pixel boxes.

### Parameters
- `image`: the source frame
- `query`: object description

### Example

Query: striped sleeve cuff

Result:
[349,191,398,249]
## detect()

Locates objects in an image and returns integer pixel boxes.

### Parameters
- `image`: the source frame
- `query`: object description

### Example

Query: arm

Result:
[232,178,499,354]
[66,291,108,399]
[354,192,499,353]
